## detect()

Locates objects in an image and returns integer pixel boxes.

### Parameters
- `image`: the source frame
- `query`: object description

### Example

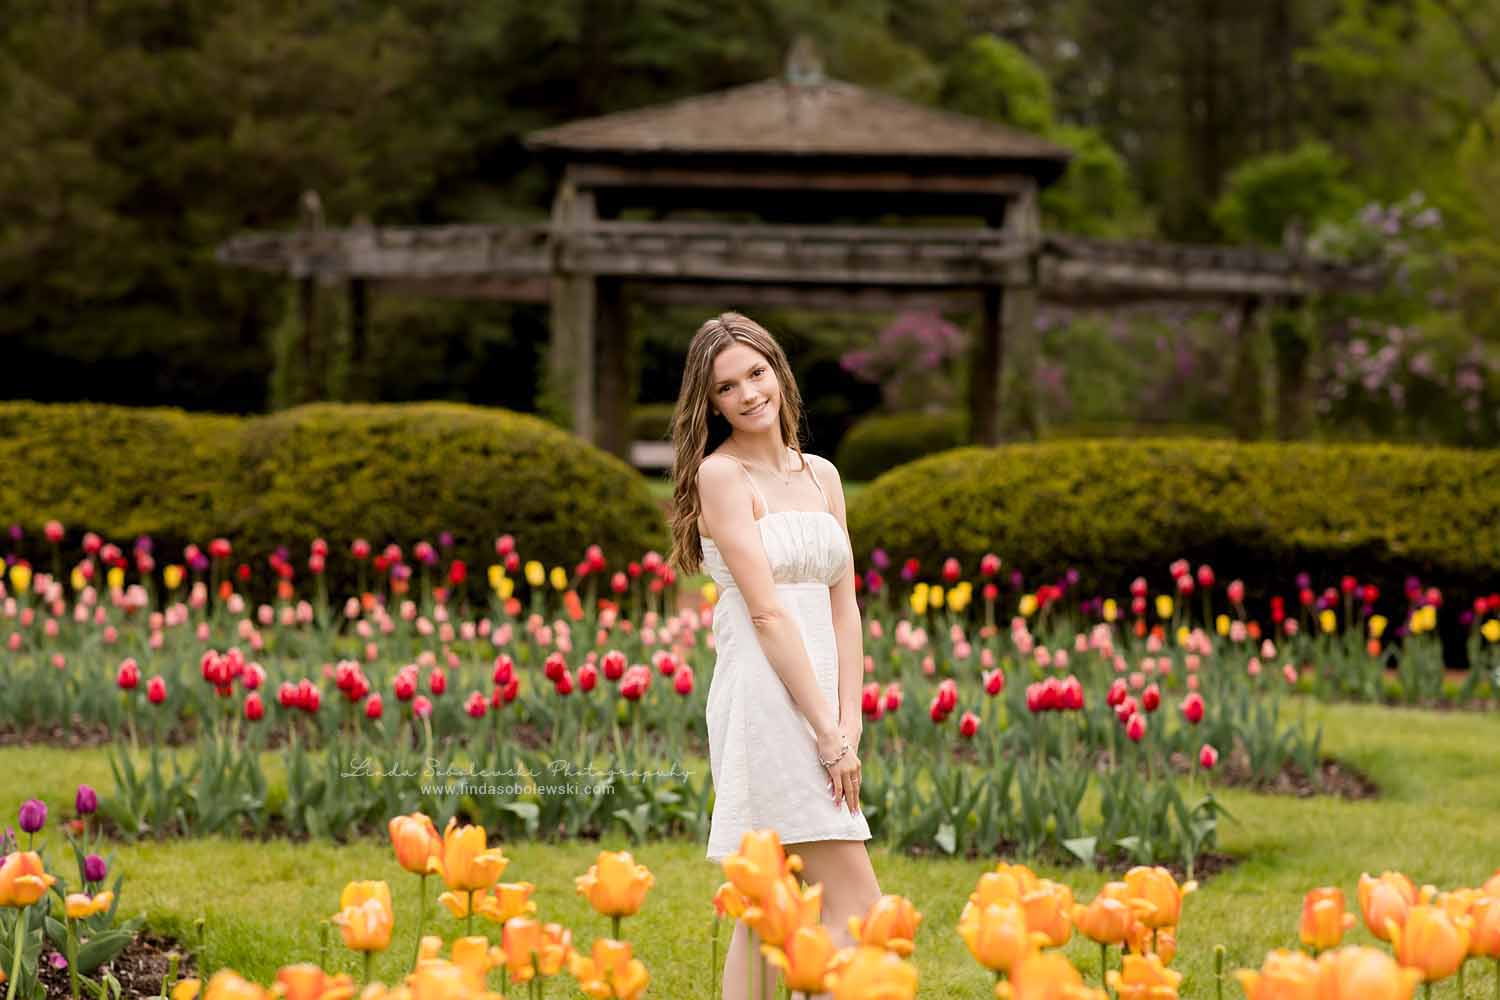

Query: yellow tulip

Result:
[1155,595,1173,619]
[164,565,185,590]
[828,944,918,1000]
[958,900,1037,974]
[71,567,86,592]
[440,818,509,892]
[405,960,475,1000]
[524,561,545,587]
[1390,904,1470,982]
[567,937,649,1000]
[762,923,840,994]
[331,881,393,953]
[1236,948,1321,1000]
[723,830,802,902]
[1483,619,1500,643]
[909,591,928,616]
[574,851,655,918]
[1358,872,1416,942]
[1314,945,1421,1000]
[1215,614,1230,636]
[487,565,504,592]
[202,970,272,1000]
[1299,887,1356,951]
[9,564,32,594]
[1020,880,1074,948]
[64,891,114,920]
[171,979,200,1000]
[1175,626,1191,648]
[926,585,943,608]
[848,894,923,956]
[1072,893,1135,946]
[743,873,822,948]
[0,851,57,907]
[999,952,1105,1000]
[1318,610,1336,633]
[498,577,514,600]
[1107,952,1182,1000]
[274,964,355,1000]
[701,581,718,604]
[447,935,503,983]
[1369,614,1388,639]
[107,566,124,591]
[1123,867,1195,930]
[388,813,443,876]
[1019,594,1038,617]
[550,566,568,590]
[1104,599,1119,622]
[475,882,537,925]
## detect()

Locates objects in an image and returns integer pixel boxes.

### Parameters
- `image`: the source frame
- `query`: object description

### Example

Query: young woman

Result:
[667,312,882,998]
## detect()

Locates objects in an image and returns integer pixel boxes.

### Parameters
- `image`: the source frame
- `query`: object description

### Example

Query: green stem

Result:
[612,915,621,941]
[411,874,427,972]
[363,950,373,987]
[5,904,24,1000]
[746,926,755,1000]
[711,919,720,1000]
[1101,941,1110,994]
[466,890,474,938]
[68,916,81,1000]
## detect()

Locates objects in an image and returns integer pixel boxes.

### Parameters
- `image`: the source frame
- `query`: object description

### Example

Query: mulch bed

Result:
[1168,747,1380,800]
[36,930,196,1000]
[914,838,1242,887]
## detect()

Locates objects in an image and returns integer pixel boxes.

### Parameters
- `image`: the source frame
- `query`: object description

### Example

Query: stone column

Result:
[969,286,1006,445]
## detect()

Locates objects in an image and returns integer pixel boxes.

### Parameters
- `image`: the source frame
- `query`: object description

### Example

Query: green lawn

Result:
[4,700,1498,997]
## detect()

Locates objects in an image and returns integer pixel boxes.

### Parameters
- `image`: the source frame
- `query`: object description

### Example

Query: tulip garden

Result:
[2,522,1500,997]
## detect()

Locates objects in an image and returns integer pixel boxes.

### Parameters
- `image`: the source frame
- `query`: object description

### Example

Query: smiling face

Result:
[710,342,781,431]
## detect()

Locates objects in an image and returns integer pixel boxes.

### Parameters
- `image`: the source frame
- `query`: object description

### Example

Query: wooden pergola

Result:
[218,50,1374,458]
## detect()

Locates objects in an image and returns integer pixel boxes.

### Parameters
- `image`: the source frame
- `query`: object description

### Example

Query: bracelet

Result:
[819,735,851,769]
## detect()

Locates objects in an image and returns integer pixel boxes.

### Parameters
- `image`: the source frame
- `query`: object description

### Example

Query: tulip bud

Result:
[75,785,98,816]
[1198,744,1219,769]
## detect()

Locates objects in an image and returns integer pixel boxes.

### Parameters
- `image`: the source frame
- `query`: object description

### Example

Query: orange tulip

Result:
[1432,887,1481,923]
[274,965,356,1000]
[827,944,918,1000]
[999,952,1106,1000]
[762,923,840,994]
[1314,946,1422,1000]
[1482,870,1500,897]
[1125,923,1176,966]
[330,881,393,953]
[1470,895,1500,958]
[439,818,509,892]
[848,894,923,956]
[567,937,650,1000]
[1358,872,1417,941]
[201,970,272,1000]
[405,959,476,1000]
[972,871,1027,909]
[958,900,1038,974]
[1236,947,1321,1000]
[723,830,802,902]
[1072,893,1135,946]
[713,881,749,920]
[1021,880,1074,948]
[64,891,114,920]
[1107,952,1182,1000]
[388,813,443,876]
[0,851,57,908]
[1123,867,1195,930]
[501,918,543,984]
[992,863,1042,898]
[1299,887,1356,952]
[575,851,655,918]
[742,872,822,947]
[1389,904,1470,982]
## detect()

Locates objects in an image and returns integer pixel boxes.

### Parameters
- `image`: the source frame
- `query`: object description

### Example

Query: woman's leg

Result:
[721,917,779,1000]
[783,839,884,999]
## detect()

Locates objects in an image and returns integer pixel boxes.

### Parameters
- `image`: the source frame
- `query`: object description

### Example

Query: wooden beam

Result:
[546,182,599,442]
[594,278,632,460]
[969,287,1005,446]
[566,162,1031,196]
[635,282,978,312]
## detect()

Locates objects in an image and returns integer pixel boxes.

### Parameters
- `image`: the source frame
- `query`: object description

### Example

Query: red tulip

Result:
[984,669,1006,697]
[579,663,599,692]
[1126,713,1146,742]
[146,675,167,704]
[1130,577,1148,597]
[117,658,140,690]
[1227,579,1245,604]
[862,682,882,716]
[1199,744,1219,769]
[554,669,574,696]
[601,650,627,681]
[936,679,958,713]
[365,694,384,720]
[942,558,961,583]
[674,666,695,696]
[244,692,265,721]
[959,711,980,738]
[620,665,650,701]
[1181,692,1205,725]
[44,520,65,544]
[883,683,903,713]
[351,538,371,560]
[394,670,417,702]
[465,692,487,718]
[1142,684,1161,713]
[980,553,1001,577]
[493,655,516,686]
[929,699,949,723]
[209,538,232,560]
[429,667,447,696]
[544,653,567,682]
[1060,676,1084,711]
[1196,565,1215,588]
[1106,678,1127,707]
[277,681,297,708]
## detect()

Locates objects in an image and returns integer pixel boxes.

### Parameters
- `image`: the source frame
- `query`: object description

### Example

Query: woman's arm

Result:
[814,456,865,741]
[697,457,842,754]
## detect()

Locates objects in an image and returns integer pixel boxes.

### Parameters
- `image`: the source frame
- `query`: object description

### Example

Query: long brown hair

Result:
[666,313,806,576]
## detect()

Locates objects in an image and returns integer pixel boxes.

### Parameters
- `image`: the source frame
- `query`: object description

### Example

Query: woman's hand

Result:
[816,724,862,815]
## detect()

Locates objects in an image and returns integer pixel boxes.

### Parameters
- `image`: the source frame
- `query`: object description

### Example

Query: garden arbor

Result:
[218,47,1372,459]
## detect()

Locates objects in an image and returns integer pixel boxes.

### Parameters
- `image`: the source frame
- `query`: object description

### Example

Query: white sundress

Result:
[700,454,873,862]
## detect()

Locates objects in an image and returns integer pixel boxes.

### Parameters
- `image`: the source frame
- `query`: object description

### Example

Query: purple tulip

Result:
[1295,572,1310,589]
[49,953,68,971]
[1010,570,1024,590]
[439,531,455,549]
[1065,568,1080,586]
[8,524,22,542]
[134,535,154,554]
[75,784,98,816]
[870,548,890,571]
[84,854,107,883]
[18,799,46,834]
[1459,610,1474,627]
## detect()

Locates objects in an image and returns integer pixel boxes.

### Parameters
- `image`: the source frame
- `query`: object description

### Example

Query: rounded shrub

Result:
[834,409,969,482]
[846,438,1500,608]
[0,401,667,592]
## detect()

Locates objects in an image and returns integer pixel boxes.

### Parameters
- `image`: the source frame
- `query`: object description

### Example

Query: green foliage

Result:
[1041,125,1153,237]
[0,401,667,585]
[1214,141,1361,247]
[631,402,676,442]
[848,439,1500,605]
[940,35,1054,133]
[833,409,968,483]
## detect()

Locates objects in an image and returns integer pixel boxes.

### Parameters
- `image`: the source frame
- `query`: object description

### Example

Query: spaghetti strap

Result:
[801,452,831,513]
[727,457,771,517]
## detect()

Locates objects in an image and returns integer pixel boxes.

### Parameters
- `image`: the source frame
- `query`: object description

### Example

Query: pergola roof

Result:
[525,77,1073,181]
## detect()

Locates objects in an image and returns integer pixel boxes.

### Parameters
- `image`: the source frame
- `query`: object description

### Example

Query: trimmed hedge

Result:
[0,401,667,590]
[834,410,970,483]
[846,439,1500,609]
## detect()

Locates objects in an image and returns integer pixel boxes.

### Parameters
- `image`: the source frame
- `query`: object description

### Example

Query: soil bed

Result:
[36,930,197,1000]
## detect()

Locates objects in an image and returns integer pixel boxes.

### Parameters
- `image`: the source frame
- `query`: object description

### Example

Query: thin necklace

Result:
[727,446,797,484]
